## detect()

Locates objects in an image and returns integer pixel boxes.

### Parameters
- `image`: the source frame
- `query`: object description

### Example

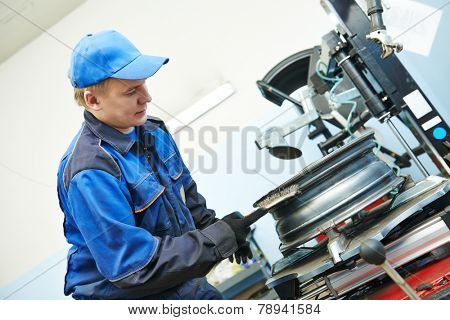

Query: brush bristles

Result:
[257,184,301,209]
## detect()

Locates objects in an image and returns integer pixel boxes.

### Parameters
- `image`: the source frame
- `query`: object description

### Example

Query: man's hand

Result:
[221,211,251,247]
[229,241,253,264]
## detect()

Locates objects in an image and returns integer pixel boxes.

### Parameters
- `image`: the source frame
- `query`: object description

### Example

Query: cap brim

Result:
[111,54,169,80]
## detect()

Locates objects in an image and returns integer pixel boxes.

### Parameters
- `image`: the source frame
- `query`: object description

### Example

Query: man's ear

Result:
[84,90,101,111]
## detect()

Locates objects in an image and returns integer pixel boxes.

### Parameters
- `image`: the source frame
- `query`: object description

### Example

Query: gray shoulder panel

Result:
[63,124,121,190]
[145,116,169,134]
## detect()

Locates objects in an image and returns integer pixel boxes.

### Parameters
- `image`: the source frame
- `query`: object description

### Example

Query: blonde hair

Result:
[73,78,113,108]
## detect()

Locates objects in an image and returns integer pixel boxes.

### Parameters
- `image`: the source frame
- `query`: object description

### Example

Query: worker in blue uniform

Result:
[57,30,252,299]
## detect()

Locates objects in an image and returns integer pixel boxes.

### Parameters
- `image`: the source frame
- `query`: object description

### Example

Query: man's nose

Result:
[138,87,151,104]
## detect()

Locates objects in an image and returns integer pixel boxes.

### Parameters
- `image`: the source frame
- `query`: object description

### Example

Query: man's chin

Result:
[135,115,147,126]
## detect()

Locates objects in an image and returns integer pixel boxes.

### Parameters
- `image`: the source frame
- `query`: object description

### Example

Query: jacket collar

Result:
[84,110,136,155]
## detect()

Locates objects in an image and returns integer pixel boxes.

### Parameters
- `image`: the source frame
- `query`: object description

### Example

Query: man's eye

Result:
[126,90,136,95]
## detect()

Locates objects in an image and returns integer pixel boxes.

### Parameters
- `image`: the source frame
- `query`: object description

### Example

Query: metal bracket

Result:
[366,29,403,59]
[256,86,319,150]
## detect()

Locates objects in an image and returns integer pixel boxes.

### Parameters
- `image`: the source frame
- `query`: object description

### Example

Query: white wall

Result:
[0,0,333,297]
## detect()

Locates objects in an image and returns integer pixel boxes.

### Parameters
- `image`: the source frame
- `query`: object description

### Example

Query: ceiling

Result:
[0,0,85,64]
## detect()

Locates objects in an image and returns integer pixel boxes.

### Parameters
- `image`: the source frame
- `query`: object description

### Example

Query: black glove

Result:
[229,241,253,264]
[221,211,251,247]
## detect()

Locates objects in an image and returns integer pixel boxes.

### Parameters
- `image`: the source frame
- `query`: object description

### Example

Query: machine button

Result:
[432,127,447,140]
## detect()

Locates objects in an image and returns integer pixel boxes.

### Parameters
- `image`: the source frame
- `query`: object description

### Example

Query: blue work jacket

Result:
[57,111,237,299]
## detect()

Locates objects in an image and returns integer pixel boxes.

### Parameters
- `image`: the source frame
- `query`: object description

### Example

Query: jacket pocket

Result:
[163,153,183,181]
[129,172,172,233]
[130,172,165,213]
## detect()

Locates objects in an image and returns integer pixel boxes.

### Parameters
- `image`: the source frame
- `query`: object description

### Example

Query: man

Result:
[57,30,252,299]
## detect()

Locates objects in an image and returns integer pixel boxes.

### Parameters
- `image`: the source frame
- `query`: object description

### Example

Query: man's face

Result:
[94,78,151,132]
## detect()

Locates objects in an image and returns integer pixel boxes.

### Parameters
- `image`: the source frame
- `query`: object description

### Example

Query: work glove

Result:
[221,211,251,247]
[229,241,253,264]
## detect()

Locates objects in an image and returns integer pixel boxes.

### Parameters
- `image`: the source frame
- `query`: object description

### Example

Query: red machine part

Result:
[315,196,388,243]
[367,257,450,300]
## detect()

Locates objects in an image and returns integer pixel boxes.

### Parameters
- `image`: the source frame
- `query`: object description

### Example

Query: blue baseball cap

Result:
[69,30,169,88]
